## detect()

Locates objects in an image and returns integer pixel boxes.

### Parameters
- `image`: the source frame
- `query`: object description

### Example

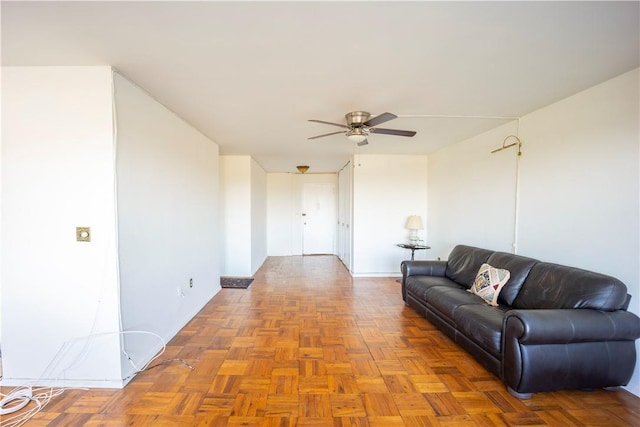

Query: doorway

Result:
[302,183,336,254]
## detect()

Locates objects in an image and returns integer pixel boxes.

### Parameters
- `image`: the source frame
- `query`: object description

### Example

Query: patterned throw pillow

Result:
[468,263,511,306]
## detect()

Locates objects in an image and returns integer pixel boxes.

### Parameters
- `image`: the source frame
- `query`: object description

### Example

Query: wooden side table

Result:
[397,243,430,260]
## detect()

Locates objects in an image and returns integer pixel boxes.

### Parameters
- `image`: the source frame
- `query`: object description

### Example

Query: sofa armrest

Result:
[400,261,448,303]
[503,308,640,395]
[401,260,447,279]
[504,309,640,344]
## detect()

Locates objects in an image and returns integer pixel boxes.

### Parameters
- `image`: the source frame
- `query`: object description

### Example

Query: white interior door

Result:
[302,183,336,254]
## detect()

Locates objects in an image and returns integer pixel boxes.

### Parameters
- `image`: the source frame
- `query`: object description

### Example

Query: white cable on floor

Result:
[0,329,177,427]
[1,386,74,427]
[0,386,32,415]
[120,330,168,377]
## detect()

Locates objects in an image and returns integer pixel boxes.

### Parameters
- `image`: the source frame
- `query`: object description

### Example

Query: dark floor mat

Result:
[220,277,254,289]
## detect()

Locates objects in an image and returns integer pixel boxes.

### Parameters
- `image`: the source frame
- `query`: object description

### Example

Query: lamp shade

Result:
[347,128,368,143]
[347,133,367,143]
[406,215,424,230]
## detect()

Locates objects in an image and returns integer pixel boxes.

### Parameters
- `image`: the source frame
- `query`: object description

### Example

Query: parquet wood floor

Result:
[3,255,640,426]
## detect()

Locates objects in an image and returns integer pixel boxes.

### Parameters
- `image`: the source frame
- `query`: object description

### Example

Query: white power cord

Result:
[0,386,69,427]
[0,386,33,415]
[120,330,167,373]
[0,329,184,426]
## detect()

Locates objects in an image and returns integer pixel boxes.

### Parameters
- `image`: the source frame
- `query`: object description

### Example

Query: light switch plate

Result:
[76,227,91,242]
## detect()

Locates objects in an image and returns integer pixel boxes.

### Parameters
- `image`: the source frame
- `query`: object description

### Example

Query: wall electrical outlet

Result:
[76,227,91,242]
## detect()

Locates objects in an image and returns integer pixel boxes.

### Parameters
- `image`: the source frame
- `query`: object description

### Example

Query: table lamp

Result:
[406,215,424,244]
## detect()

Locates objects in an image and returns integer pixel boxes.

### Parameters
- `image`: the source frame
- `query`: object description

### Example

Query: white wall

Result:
[220,156,252,276]
[517,69,639,284]
[250,158,267,275]
[1,67,122,387]
[267,173,295,256]
[427,68,640,397]
[220,155,267,277]
[113,73,220,380]
[352,155,428,276]
[427,122,520,258]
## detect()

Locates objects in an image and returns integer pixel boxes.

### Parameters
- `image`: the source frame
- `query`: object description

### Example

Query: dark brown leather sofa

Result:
[401,244,640,398]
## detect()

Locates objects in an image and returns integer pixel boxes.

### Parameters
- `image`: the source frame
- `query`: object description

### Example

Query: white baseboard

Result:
[0,377,125,389]
[350,272,402,278]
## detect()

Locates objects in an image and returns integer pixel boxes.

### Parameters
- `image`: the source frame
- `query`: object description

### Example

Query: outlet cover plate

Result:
[76,227,91,242]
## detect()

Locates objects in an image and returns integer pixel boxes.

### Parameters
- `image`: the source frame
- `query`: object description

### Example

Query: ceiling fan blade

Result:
[308,119,349,129]
[363,112,397,127]
[308,130,345,140]
[357,139,369,147]
[370,128,417,137]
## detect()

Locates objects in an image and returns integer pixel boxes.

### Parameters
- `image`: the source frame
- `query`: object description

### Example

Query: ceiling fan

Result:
[308,111,417,146]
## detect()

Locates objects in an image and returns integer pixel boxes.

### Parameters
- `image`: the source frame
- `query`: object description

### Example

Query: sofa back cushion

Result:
[445,245,494,288]
[486,252,538,306]
[512,262,629,311]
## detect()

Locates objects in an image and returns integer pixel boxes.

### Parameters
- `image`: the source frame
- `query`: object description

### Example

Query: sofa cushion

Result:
[445,245,494,288]
[405,276,460,301]
[454,304,507,358]
[424,286,484,320]
[513,262,629,311]
[486,252,538,306]
[468,263,511,306]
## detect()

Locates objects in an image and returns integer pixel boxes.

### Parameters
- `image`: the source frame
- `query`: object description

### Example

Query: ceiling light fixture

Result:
[346,128,368,144]
[296,165,310,174]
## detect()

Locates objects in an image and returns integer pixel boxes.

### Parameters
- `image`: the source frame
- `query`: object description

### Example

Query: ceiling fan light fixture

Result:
[308,111,415,144]
[296,165,310,174]
[347,128,368,143]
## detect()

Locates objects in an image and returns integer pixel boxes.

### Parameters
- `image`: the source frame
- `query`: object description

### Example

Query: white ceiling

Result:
[2,1,639,173]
